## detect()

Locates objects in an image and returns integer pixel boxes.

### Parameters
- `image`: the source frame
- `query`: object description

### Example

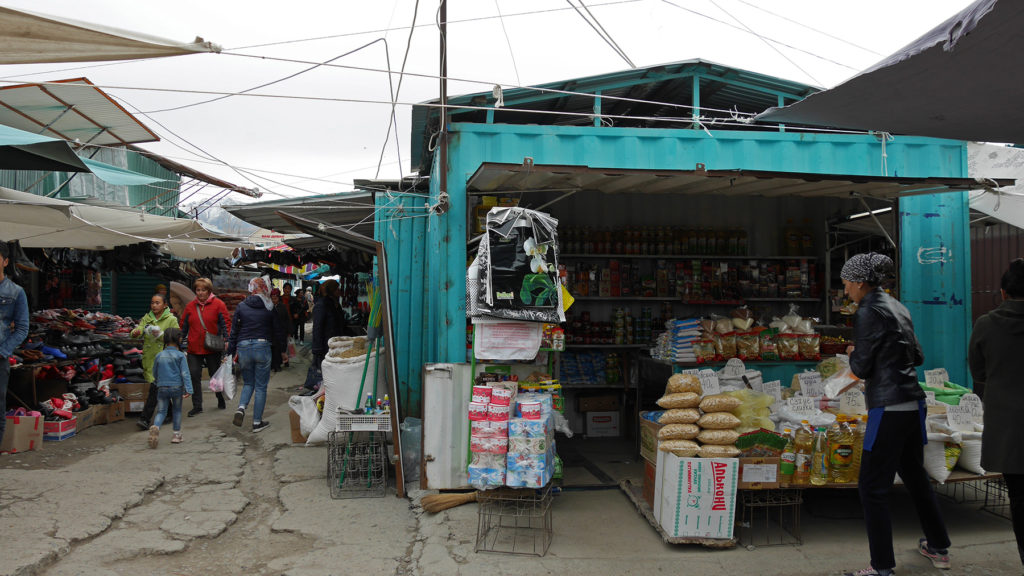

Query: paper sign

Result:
[679,369,700,376]
[787,397,817,417]
[798,372,824,398]
[924,391,937,406]
[959,394,983,419]
[946,405,976,432]
[840,390,867,415]
[924,368,949,388]
[741,464,777,484]
[699,370,720,396]
[762,380,782,409]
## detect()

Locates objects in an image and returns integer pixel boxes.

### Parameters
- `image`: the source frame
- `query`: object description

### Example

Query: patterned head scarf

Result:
[840,252,895,285]
[248,276,274,310]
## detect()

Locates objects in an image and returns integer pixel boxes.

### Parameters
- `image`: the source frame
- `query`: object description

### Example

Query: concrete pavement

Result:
[2,353,1023,576]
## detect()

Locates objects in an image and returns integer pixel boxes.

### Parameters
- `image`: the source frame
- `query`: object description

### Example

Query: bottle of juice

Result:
[829,417,856,483]
[810,425,830,485]
[779,428,796,485]
[793,421,813,486]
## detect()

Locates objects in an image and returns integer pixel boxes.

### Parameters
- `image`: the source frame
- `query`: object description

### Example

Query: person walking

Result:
[840,252,951,576]
[0,243,30,449]
[179,277,231,416]
[133,293,180,429]
[288,284,307,342]
[969,257,1024,568]
[270,288,291,372]
[226,277,284,432]
[147,328,192,448]
[304,279,341,393]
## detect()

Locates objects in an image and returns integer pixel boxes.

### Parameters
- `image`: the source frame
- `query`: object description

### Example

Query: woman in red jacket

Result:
[179,277,232,416]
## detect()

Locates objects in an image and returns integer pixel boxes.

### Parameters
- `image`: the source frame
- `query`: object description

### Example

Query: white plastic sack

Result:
[958,432,985,475]
[924,432,962,483]
[306,346,386,445]
[288,395,321,437]
[211,361,236,400]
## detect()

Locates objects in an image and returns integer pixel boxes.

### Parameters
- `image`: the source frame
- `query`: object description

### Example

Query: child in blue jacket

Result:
[148,328,193,448]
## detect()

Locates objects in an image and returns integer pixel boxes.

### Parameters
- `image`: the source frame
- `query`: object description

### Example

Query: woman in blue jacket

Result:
[225,277,284,432]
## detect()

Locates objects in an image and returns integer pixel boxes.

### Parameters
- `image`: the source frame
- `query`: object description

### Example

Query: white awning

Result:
[0,6,220,64]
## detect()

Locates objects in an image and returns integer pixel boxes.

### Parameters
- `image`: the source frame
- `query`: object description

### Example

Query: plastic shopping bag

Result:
[288,394,321,437]
[287,337,297,359]
[211,361,236,400]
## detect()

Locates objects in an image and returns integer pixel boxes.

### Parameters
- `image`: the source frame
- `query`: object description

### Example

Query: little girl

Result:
[148,328,193,448]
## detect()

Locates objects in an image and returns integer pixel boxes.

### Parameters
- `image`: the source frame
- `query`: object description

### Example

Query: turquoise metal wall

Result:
[377,191,429,417]
[115,272,167,320]
[900,192,973,388]
[390,121,969,416]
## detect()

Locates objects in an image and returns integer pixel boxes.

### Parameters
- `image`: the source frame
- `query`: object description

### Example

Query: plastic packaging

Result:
[793,422,812,485]
[810,426,830,485]
[779,428,795,484]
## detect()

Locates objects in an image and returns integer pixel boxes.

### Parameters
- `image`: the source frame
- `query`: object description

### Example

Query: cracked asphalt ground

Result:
[3,351,1024,576]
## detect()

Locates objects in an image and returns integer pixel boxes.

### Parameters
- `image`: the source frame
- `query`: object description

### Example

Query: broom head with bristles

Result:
[421,491,478,513]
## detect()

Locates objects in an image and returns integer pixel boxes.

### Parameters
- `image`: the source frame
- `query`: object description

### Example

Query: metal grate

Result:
[327,431,387,499]
[335,412,392,432]
[739,489,803,549]
[982,478,1011,520]
[475,485,554,556]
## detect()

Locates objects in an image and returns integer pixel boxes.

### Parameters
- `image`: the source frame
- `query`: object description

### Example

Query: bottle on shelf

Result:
[851,416,866,478]
[779,428,796,485]
[793,421,813,486]
[829,416,856,483]
[810,425,830,486]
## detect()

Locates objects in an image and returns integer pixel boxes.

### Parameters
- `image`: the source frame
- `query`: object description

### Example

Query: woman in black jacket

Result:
[303,279,342,393]
[225,277,284,432]
[841,253,950,576]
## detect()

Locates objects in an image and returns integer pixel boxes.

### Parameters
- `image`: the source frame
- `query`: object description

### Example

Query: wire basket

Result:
[982,477,1010,520]
[475,485,554,556]
[327,431,387,499]
[739,489,803,548]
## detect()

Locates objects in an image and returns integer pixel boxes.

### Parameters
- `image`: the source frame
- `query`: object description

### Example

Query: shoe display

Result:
[232,409,245,427]
[919,539,950,570]
[148,425,159,449]
[252,421,270,433]
[188,408,202,417]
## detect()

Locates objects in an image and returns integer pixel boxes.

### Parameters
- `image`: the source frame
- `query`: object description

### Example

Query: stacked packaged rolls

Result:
[506,392,556,488]
[655,373,742,458]
[467,384,513,489]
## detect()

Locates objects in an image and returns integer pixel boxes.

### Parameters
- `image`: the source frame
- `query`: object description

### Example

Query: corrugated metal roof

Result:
[223,191,376,237]
[0,78,158,145]
[410,59,820,173]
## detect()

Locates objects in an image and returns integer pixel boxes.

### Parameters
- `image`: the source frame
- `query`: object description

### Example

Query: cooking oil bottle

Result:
[793,421,813,486]
[851,416,866,479]
[810,426,830,486]
[779,428,796,485]
[829,417,856,483]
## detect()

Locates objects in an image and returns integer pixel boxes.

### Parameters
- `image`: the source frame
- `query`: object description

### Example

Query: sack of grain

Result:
[659,439,700,457]
[659,408,700,425]
[698,393,742,413]
[696,429,740,445]
[666,373,702,395]
[697,412,741,430]
[699,444,740,458]
[657,392,700,409]
[658,423,700,440]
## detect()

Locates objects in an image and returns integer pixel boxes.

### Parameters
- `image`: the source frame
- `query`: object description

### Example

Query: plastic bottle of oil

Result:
[829,417,856,483]
[810,426,830,486]
[793,421,813,486]
[779,428,796,485]
[851,416,866,478]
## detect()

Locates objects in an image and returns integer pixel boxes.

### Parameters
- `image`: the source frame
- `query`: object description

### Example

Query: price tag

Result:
[679,369,700,376]
[924,368,949,388]
[699,369,720,396]
[762,380,782,411]
[924,390,937,406]
[798,372,824,398]
[787,396,817,417]
[946,405,975,432]
[840,390,867,415]
[959,394,983,419]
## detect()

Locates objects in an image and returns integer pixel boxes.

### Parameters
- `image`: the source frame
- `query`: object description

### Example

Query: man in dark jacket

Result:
[304,280,342,393]
[225,277,284,432]
[969,258,1024,567]
[841,252,950,576]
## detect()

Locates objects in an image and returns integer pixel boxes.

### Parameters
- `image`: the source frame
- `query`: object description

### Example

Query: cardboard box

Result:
[44,417,77,442]
[738,457,781,490]
[1,414,43,453]
[639,412,664,465]
[289,409,308,444]
[106,402,126,423]
[642,459,657,510]
[578,394,620,413]
[74,405,97,432]
[654,451,738,539]
[585,411,620,437]
[114,383,149,413]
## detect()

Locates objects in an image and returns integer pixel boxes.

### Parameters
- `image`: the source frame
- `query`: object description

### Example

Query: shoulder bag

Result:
[196,303,225,353]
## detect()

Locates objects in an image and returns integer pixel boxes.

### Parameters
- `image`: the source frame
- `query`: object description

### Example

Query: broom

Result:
[421,491,479,513]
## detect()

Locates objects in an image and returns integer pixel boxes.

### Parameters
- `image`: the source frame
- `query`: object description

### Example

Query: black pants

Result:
[294,319,305,341]
[140,382,166,422]
[858,410,950,571]
[187,352,224,410]
[1003,473,1024,565]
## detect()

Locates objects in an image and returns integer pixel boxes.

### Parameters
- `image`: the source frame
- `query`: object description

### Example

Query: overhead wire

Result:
[731,0,883,57]
[565,0,635,68]
[375,0,419,180]
[577,0,635,68]
[494,0,522,86]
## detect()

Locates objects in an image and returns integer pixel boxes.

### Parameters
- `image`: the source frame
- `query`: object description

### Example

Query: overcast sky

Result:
[0,0,975,205]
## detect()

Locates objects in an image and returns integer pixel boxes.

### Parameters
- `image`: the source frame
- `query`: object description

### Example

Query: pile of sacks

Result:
[655,373,742,458]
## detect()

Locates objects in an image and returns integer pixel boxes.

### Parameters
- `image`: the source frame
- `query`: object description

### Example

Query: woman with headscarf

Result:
[840,252,951,576]
[179,277,231,416]
[225,277,285,432]
[270,288,291,372]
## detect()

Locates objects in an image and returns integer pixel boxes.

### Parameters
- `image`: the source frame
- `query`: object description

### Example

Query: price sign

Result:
[840,390,867,415]
[699,369,720,396]
[679,369,700,376]
[959,394,983,419]
[946,405,975,432]
[924,368,949,388]
[787,396,817,417]
[798,372,824,398]
[762,380,782,410]
[924,391,937,406]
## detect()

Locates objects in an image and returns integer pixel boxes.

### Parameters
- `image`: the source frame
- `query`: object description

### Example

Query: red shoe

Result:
[123,347,143,356]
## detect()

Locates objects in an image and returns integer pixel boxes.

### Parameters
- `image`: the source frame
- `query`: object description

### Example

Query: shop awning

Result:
[223,191,376,238]
[466,162,1011,200]
[0,186,249,256]
[0,124,166,185]
[756,0,1024,145]
[0,6,220,65]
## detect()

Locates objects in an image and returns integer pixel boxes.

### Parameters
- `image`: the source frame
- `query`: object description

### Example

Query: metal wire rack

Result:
[738,489,803,548]
[475,485,554,556]
[982,477,1011,520]
[327,430,387,499]
[334,412,392,432]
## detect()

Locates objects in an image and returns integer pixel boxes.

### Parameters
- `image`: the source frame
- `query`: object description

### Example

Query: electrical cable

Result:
[578,0,635,68]
[494,0,522,86]
[566,0,635,68]
[375,0,419,180]
[731,0,883,57]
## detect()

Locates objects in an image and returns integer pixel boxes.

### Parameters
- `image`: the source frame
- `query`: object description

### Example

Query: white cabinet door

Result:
[422,363,473,490]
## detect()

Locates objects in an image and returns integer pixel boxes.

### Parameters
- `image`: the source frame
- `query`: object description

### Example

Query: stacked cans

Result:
[468,384,514,489]
[506,394,557,488]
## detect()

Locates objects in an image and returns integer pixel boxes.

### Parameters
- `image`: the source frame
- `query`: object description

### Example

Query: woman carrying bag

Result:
[180,277,231,416]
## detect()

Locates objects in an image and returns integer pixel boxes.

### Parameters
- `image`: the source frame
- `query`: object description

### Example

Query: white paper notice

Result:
[679,369,700,376]
[946,405,975,432]
[839,390,867,415]
[742,464,777,483]
[798,372,824,398]
[925,368,949,388]
[924,391,937,406]
[762,380,782,410]
[787,397,817,417]
[699,369,720,396]
[473,320,543,360]
[959,394,983,420]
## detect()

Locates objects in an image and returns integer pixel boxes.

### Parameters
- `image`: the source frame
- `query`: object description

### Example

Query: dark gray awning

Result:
[757,0,1024,144]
